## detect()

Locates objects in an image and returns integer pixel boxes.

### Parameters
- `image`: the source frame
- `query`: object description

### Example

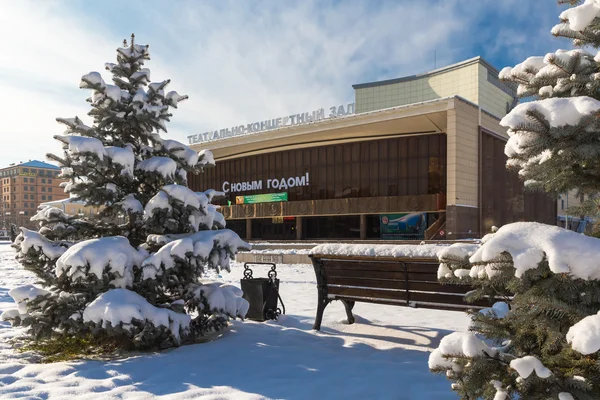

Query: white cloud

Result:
[0,0,562,165]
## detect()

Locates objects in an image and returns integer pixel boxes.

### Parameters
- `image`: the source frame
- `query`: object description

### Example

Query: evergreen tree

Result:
[430,2,600,398]
[0,35,250,352]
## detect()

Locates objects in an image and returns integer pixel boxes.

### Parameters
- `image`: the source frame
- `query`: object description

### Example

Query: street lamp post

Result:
[18,211,25,229]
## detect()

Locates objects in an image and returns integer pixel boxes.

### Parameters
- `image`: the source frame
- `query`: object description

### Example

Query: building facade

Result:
[0,160,68,230]
[188,57,556,241]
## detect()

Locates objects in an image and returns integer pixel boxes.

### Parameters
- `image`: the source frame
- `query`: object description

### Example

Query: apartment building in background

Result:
[0,160,68,230]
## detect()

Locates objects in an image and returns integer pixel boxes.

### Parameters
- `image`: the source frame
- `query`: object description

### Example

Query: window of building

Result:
[24,203,28,208]
[30,202,34,208]
[48,196,52,200]
[42,187,46,192]
[13,204,15,208]
[29,186,34,191]
[24,186,27,191]
[24,211,28,216]
[48,188,52,192]
[24,194,28,199]
[41,178,46,184]
[561,199,565,210]
[22,168,28,173]
[23,178,27,183]
[48,179,52,183]
[30,169,36,173]
[41,195,46,200]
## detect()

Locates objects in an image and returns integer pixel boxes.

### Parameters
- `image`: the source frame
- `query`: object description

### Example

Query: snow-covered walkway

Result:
[0,242,468,399]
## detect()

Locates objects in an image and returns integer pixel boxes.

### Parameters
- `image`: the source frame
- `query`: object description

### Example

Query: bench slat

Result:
[333,296,483,312]
[328,286,490,307]
[325,269,439,282]
[324,276,472,294]
[322,260,439,273]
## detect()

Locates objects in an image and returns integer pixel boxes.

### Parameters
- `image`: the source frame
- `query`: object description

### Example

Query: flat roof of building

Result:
[1,160,60,170]
[352,56,504,89]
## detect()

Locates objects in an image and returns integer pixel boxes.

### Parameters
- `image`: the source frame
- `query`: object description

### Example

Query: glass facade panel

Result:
[190,134,447,206]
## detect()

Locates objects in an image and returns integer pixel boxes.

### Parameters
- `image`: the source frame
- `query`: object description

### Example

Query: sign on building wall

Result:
[380,213,427,240]
[223,173,309,194]
[236,192,288,205]
[188,103,355,144]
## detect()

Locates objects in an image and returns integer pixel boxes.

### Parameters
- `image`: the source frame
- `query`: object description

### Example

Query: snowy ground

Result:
[0,242,469,399]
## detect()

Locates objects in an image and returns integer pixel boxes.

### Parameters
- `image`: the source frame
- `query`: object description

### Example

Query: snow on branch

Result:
[203,189,225,203]
[567,311,600,355]
[469,222,600,280]
[198,150,215,167]
[116,194,144,214]
[135,156,177,179]
[556,0,600,32]
[509,356,552,379]
[15,228,68,260]
[501,96,600,131]
[55,236,147,288]
[56,116,92,134]
[55,135,107,161]
[141,230,250,280]
[160,139,199,167]
[105,146,135,176]
[5,284,51,315]
[187,281,249,318]
[82,288,190,341]
[428,332,497,370]
[30,207,69,224]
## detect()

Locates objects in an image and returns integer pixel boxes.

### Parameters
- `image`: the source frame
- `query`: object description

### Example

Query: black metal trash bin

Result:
[240,262,285,321]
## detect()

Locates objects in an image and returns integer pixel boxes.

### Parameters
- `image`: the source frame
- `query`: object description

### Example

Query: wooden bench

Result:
[309,254,489,330]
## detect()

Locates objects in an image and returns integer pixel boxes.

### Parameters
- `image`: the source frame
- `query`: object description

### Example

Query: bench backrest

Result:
[311,254,489,312]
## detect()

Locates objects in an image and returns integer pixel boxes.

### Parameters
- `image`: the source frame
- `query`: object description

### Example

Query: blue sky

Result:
[0,0,569,165]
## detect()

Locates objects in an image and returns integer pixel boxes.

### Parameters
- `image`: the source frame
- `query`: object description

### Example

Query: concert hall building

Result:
[188,57,556,241]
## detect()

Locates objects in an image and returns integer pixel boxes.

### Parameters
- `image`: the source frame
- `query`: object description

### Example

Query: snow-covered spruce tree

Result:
[430,2,600,398]
[1,34,250,352]
[496,0,600,225]
[432,225,600,399]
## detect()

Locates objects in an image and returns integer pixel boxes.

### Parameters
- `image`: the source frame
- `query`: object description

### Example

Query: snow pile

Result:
[558,0,600,32]
[135,156,177,178]
[310,243,448,259]
[55,135,107,160]
[428,332,496,369]
[141,230,250,280]
[468,222,600,280]
[188,281,249,318]
[82,289,190,340]
[509,356,552,379]
[55,236,147,288]
[105,146,135,176]
[566,311,600,354]
[15,228,68,260]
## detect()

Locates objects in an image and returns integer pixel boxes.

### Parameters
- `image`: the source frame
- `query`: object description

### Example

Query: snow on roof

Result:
[1,160,60,170]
